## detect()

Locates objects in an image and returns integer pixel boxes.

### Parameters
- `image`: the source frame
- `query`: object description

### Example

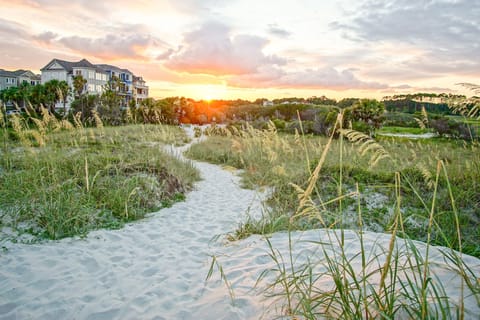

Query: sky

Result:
[1,0,479,100]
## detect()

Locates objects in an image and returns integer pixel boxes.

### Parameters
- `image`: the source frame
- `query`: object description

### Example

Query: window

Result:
[75,70,82,76]
[88,84,94,92]
[102,74,107,81]
[96,85,102,92]
[96,73,101,80]
[88,71,94,79]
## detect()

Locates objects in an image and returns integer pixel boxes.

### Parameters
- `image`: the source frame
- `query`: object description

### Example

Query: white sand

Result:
[1,126,479,319]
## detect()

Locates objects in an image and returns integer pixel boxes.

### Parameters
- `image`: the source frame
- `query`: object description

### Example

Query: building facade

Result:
[133,76,149,107]
[41,58,109,110]
[0,69,41,91]
[40,58,148,110]
[96,64,134,108]
[41,59,108,95]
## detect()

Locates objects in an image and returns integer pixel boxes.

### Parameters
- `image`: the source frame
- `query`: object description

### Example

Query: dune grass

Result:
[0,110,198,241]
[187,123,479,257]
[196,120,479,318]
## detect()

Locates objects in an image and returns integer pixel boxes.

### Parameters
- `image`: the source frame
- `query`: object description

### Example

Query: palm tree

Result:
[73,75,87,99]
[2,87,21,109]
[30,84,47,111]
[44,79,61,112]
[17,82,32,110]
[57,81,70,117]
[43,79,69,114]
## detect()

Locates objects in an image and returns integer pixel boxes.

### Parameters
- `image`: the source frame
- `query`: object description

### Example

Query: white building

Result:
[133,76,149,107]
[41,58,149,110]
[0,69,40,91]
[41,58,109,110]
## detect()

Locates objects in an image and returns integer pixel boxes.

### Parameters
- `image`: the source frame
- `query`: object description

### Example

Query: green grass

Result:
[0,122,199,241]
[186,123,480,258]
[197,121,480,319]
[446,115,480,135]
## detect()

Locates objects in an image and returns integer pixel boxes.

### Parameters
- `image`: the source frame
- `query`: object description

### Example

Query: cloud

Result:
[165,21,286,75]
[267,24,291,38]
[0,18,30,39]
[33,31,58,44]
[332,0,480,74]
[229,66,388,90]
[156,49,175,60]
[57,34,151,59]
[51,24,169,60]
[167,0,234,13]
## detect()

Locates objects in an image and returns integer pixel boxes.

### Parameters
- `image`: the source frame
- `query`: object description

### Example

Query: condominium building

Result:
[133,76,149,107]
[0,69,41,91]
[96,64,134,108]
[41,58,109,95]
[40,58,149,110]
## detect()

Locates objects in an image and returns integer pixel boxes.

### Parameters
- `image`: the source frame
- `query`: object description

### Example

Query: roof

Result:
[0,69,38,78]
[96,64,133,75]
[0,69,18,77]
[41,58,106,73]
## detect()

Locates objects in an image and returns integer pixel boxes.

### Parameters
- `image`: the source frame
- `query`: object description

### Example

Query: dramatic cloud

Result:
[33,31,58,45]
[58,34,153,59]
[36,24,171,60]
[166,21,286,75]
[267,24,291,38]
[0,18,30,40]
[332,0,480,74]
[3,0,477,98]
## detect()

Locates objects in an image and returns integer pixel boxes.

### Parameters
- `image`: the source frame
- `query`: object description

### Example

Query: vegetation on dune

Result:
[199,121,479,318]
[2,77,479,318]
[0,109,198,241]
[188,122,479,256]
[201,85,480,318]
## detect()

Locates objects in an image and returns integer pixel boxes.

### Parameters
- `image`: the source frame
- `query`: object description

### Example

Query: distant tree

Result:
[72,75,87,99]
[44,79,68,113]
[30,84,47,109]
[345,99,385,136]
[97,77,123,125]
[17,82,32,109]
[71,95,100,124]
[0,87,20,108]
[57,81,70,116]
[337,98,359,109]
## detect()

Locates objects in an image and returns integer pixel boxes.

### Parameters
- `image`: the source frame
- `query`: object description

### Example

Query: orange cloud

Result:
[165,21,285,75]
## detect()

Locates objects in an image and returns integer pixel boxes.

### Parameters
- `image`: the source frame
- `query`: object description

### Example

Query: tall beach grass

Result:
[193,117,479,318]
[0,108,199,241]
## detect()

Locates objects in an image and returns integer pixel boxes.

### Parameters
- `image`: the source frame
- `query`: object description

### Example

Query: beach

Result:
[1,127,479,319]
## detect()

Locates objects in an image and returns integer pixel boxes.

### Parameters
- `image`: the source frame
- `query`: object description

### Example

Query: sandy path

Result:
[1,126,479,319]
[0,127,267,319]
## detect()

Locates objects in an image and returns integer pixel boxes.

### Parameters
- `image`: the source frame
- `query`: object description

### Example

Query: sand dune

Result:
[0,126,479,319]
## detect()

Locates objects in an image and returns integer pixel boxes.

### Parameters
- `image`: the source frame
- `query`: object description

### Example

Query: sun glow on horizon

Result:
[191,83,228,101]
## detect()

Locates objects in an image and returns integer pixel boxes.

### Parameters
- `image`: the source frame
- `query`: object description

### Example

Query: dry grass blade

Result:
[290,114,341,223]
[339,128,391,168]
